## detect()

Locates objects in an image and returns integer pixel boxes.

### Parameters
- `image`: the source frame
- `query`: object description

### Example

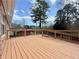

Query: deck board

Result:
[1,35,79,59]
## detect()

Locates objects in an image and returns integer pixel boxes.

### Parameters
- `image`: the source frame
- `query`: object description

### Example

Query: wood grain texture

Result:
[1,35,79,59]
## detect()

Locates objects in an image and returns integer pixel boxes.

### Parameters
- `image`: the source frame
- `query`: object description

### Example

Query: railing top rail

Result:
[43,29,79,32]
[7,29,79,32]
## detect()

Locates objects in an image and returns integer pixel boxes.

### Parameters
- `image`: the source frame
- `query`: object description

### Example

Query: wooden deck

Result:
[1,35,79,59]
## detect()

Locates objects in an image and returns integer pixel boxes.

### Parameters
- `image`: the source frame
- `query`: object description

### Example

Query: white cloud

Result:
[72,0,77,2]
[64,0,79,5]
[13,14,31,21]
[14,10,19,14]
[13,9,31,21]
[20,10,25,13]
[28,0,57,5]
[46,16,55,24]
[14,10,26,14]
[47,16,55,22]
[70,0,78,2]
[12,9,36,25]
[50,0,56,5]
[30,0,36,3]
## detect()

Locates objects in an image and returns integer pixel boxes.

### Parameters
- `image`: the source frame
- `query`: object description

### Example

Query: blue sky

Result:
[12,0,63,25]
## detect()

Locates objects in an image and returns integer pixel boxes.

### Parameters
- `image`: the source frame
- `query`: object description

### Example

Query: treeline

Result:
[11,23,37,29]
[53,3,79,30]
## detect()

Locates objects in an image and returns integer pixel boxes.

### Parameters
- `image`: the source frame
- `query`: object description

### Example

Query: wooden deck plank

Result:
[19,39,54,59]
[13,40,24,59]
[1,40,8,59]
[6,40,11,59]
[15,40,29,59]
[1,35,79,59]
[22,36,72,59]
[11,40,17,59]
[17,39,38,59]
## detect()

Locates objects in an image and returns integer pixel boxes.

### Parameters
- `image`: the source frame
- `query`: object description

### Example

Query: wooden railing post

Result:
[54,31,56,39]
[42,29,44,36]
[24,29,26,36]
[6,30,8,39]
[60,33,63,39]
[46,30,48,35]
[35,29,37,35]
[7,30,10,39]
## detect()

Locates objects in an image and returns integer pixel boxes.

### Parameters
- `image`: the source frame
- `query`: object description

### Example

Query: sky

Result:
[12,0,64,25]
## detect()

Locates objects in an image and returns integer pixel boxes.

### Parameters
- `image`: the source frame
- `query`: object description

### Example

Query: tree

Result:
[11,23,22,29]
[24,25,29,29]
[53,3,79,30]
[63,4,79,29]
[53,9,67,30]
[31,0,49,29]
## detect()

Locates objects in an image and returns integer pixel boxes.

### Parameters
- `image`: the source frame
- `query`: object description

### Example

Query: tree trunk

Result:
[42,22,44,36]
[39,20,42,29]
[35,22,37,35]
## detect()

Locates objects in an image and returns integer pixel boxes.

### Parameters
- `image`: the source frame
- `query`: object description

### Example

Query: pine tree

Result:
[31,0,49,29]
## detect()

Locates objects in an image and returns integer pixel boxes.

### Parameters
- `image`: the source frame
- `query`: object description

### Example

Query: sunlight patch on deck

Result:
[1,35,79,59]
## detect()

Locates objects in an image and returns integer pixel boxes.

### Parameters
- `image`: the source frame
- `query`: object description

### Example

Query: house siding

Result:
[0,0,15,38]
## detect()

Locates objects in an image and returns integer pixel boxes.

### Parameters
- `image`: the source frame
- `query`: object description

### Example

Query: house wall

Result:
[0,0,15,39]
[0,0,15,58]
[0,5,5,37]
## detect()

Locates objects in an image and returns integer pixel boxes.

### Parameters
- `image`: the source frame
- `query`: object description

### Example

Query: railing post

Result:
[46,30,48,35]
[7,30,10,39]
[35,29,37,35]
[6,30,8,39]
[24,29,26,36]
[60,33,63,39]
[42,29,44,36]
[54,31,56,39]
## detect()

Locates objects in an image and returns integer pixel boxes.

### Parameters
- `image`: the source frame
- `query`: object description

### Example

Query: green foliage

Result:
[11,23,36,29]
[53,9,66,30]
[31,0,49,28]
[53,3,79,30]
[11,23,22,29]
